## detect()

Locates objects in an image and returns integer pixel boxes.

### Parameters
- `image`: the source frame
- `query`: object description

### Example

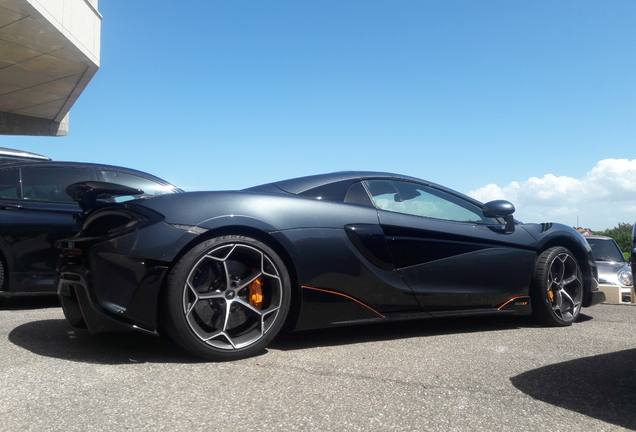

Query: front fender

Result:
[520,223,598,307]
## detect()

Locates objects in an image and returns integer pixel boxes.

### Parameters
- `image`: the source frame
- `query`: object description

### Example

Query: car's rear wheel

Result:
[162,235,291,361]
[0,257,5,290]
[530,246,583,326]
[59,289,87,328]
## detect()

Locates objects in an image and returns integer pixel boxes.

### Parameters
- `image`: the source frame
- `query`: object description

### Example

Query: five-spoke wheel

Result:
[162,235,291,361]
[531,246,583,326]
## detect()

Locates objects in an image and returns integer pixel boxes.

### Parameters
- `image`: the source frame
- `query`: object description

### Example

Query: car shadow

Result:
[8,319,203,365]
[0,293,60,310]
[8,313,593,365]
[8,314,530,365]
[510,349,636,430]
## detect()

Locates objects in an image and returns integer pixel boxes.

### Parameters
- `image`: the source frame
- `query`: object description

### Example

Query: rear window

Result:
[21,167,90,203]
[0,169,19,199]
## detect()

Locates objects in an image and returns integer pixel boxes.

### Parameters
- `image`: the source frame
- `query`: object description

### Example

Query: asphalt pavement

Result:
[1,295,635,431]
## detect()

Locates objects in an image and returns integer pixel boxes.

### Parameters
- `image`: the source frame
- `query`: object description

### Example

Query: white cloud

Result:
[468,158,636,231]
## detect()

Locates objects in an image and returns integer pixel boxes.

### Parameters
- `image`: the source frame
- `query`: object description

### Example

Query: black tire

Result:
[161,235,291,361]
[0,257,5,290]
[530,246,583,327]
[59,290,87,328]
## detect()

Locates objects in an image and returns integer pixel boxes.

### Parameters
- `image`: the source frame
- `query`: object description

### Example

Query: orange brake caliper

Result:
[548,277,555,302]
[249,277,264,310]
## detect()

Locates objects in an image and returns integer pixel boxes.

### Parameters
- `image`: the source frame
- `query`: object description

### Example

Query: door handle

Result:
[0,204,24,210]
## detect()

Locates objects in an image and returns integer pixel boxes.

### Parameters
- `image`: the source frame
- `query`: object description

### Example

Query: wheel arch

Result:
[158,224,302,331]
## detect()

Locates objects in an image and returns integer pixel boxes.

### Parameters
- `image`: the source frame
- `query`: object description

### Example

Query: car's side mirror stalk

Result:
[483,200,516,234]
[503,214,515,234]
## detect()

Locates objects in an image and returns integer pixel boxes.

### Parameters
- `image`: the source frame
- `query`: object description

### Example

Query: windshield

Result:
[363,180,497,224]
[586,238,625,263]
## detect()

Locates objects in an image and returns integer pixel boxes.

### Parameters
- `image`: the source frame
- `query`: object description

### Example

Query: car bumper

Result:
[596,283,632,303]
[588,288,607,306]
[55,221,200,333]
[57,262,169,334]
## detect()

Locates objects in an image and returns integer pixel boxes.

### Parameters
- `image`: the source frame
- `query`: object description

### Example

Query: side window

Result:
[363,180,496,224]
[301,180,374,207]
[21,167,90,203]
[99,170,175,197]
[344,181,373,206]
[0,169,19,199]
[300,181,352,201]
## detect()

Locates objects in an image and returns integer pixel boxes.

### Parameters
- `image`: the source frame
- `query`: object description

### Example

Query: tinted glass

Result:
[21,167,90,203]
[586,238,625,262]
[364,180,495,224]
[0,169,19,199]
[344,181,373,206]
[100,170,175,196]
[300,181,353,202]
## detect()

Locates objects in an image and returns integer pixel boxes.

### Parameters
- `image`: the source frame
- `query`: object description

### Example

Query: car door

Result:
[363,179,538,311]
[0,165,93,291]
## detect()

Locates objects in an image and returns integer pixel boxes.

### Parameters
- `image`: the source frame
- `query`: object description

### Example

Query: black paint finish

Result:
[0,161,180,293]
[55,171,604,336]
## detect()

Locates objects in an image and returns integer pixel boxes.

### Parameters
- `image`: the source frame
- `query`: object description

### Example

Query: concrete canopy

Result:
[0,0,101,136]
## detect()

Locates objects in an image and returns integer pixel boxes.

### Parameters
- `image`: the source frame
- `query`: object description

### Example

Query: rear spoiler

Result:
[66,181,144,212]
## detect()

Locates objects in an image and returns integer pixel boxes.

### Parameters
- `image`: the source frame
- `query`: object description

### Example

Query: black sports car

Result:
[56,171,605,361]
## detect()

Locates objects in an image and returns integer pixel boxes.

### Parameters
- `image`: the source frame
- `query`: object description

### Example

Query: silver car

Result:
[585,235,633,302]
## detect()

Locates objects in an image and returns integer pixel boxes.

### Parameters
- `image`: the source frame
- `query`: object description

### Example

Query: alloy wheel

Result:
[545,251,583,322]
[182,242,284,350]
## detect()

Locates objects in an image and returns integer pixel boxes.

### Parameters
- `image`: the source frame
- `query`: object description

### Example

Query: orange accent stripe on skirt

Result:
[302,286,386,318]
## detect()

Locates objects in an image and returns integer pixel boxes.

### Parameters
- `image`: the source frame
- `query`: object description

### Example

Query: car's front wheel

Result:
[530,246,583,326]
[162,235,291,361]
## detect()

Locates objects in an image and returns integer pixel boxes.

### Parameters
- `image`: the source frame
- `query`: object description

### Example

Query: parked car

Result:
[585,235,633,302]
[0,158,181,293]
[56,171,605,361]
[0,147,51,163]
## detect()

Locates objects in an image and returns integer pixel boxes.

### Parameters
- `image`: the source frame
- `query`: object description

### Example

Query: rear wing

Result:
[66,181,144,212]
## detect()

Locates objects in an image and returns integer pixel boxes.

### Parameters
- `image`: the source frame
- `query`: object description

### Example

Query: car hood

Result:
[596,260,630,274]
[596,260,631,287]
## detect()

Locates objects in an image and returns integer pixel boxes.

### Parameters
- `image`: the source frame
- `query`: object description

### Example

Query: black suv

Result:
[0,149,181,293]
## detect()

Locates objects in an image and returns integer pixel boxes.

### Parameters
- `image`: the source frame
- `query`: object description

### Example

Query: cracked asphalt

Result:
[1,295,635,431]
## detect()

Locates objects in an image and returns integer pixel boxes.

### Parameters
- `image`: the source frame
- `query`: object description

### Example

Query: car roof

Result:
[0,147,51,163]
[269,171,394,194]
[584,235,614,240]
[0,160,180,189]
[245,170,486,206]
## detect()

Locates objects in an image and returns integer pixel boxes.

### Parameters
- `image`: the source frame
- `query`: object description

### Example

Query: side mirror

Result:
[483,200,516,234]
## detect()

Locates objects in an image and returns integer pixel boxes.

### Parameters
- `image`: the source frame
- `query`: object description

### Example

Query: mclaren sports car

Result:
[56,172,605,361]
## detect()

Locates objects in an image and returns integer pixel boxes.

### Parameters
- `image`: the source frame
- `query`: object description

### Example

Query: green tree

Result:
[597,222,634,253]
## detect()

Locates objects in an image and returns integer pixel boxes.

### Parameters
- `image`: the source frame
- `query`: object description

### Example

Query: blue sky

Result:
[4,1,635,230]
